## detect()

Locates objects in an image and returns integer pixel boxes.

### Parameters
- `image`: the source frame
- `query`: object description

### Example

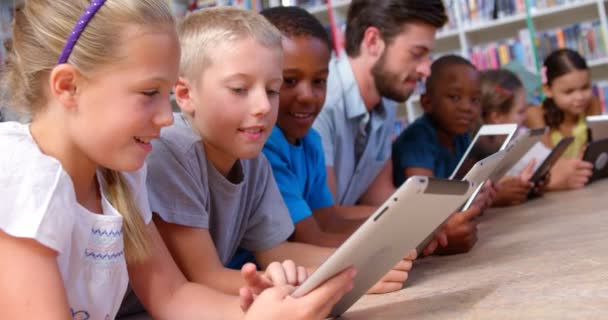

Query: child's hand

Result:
[367,249,416,294]
[240,260,307,305]
[242,267,356,320]
[471,181,497,212]
[530,172,550,197]
[435,206,481,255]
[548,158,593,190]
[421,229,448,257]
[494,176,533,206]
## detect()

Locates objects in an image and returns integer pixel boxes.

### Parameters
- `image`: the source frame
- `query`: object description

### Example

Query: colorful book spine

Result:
[535,20,608,62]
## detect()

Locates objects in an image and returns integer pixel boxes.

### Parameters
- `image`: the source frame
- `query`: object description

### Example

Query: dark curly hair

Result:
[260,6,332,51]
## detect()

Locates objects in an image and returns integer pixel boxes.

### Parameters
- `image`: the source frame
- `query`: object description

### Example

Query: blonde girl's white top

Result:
[0,121,152,319]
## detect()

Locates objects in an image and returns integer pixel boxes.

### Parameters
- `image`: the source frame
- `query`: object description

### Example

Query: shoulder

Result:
[397,115,435,142]
[303,128,323,148]
[0,122,77,252]
[0,122,65,182]
[264,126,290,153]
[301,129,325,159]
[156,113,201,154]
[243,152,274,181]
[148,114,202,171]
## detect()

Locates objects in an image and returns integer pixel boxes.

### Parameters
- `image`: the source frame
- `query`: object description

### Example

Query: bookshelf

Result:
[300,0,608,124]
[171,1,608,122]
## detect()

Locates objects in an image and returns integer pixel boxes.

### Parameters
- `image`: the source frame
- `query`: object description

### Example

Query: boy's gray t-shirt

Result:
[146,114,294,265]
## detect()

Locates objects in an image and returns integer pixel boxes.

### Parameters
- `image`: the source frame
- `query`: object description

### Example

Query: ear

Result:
[49,64,80,110]
[542,84,552,99]
[360,26,385,58]
[420,93,432,113]
[174,77,196,115]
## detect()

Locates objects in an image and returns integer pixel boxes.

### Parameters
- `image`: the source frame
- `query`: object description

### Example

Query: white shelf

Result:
[589,56,608,68]
[463,12,527,33]
[437,28,459,40]
[530,0,597,18]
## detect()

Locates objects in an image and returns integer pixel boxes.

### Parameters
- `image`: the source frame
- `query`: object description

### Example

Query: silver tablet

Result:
[458,127,547,210]
[416,149,509,254]
[488,127,548,182]
[586,114,608,141]
[451,124,517,210]
[291,177,474,317]
[450,124,518,180]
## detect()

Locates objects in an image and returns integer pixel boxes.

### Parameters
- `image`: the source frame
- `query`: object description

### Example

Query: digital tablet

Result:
[449,124,517,212]
[291,177,474,317]
[450,124,518,180]
[487,127,548,182]
[586,115,608,141]
[528,136,574,184]
[416,150,509,254]
[457,127,547,211]
[582,138,608,183]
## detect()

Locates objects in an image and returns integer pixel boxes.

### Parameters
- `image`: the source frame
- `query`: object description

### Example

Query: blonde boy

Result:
[145,7,412,297]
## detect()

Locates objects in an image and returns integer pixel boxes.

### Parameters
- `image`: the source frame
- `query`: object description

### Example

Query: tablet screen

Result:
[452,134,510,180]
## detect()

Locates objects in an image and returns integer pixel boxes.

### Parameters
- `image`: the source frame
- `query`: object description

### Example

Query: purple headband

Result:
[57,0,107,64]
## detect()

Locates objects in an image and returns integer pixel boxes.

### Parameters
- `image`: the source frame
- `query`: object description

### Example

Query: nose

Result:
[296,82,316,105]
[416,57,432,78]
[155,97,175,128]
[252,88,273,117]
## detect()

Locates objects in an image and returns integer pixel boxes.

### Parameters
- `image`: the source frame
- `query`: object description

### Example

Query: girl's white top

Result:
[0,121,152,319]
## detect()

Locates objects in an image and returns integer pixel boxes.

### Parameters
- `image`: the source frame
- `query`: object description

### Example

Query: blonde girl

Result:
[0,1,353,319]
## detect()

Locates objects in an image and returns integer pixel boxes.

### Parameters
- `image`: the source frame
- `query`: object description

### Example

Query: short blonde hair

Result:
[2,0,175,263]
[177,6,282,82]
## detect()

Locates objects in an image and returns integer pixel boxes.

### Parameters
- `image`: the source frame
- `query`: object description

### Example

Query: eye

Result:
[267,89,280,97]
[410,50,425,59]
[230,87,248,95]
[313,78,327,88]
[283,77,298,87]
[448,94,460,102]
[142,89,159,97]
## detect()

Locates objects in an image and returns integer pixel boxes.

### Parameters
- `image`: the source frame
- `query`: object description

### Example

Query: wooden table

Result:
[341,179,608,319]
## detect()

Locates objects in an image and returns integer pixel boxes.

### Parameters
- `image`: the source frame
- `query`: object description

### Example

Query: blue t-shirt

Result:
[263,126,335,224]
[392,113,470,186]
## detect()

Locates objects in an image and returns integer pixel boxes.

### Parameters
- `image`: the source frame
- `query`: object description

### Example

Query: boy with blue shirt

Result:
[391,113,471,184]
[261,7,395,248]
[392,55,480,184]
[261,6,445,260]
[392,55,487,255]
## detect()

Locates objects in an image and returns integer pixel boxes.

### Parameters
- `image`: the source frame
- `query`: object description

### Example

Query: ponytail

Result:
[99,169,151,263]
[542,98,564,129]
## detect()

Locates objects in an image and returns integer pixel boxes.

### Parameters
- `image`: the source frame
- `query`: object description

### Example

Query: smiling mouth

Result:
[238,128,264,134]
[134,136,152,144]
[289,112,314,119]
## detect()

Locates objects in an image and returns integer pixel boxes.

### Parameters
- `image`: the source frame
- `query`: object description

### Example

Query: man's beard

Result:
[371,51,415,103]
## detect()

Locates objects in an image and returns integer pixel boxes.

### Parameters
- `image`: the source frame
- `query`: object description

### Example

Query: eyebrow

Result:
[411,45,431,53]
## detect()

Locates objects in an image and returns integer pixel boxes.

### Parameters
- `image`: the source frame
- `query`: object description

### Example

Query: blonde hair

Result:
[2,0,175,263]
[177,6,282,82]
